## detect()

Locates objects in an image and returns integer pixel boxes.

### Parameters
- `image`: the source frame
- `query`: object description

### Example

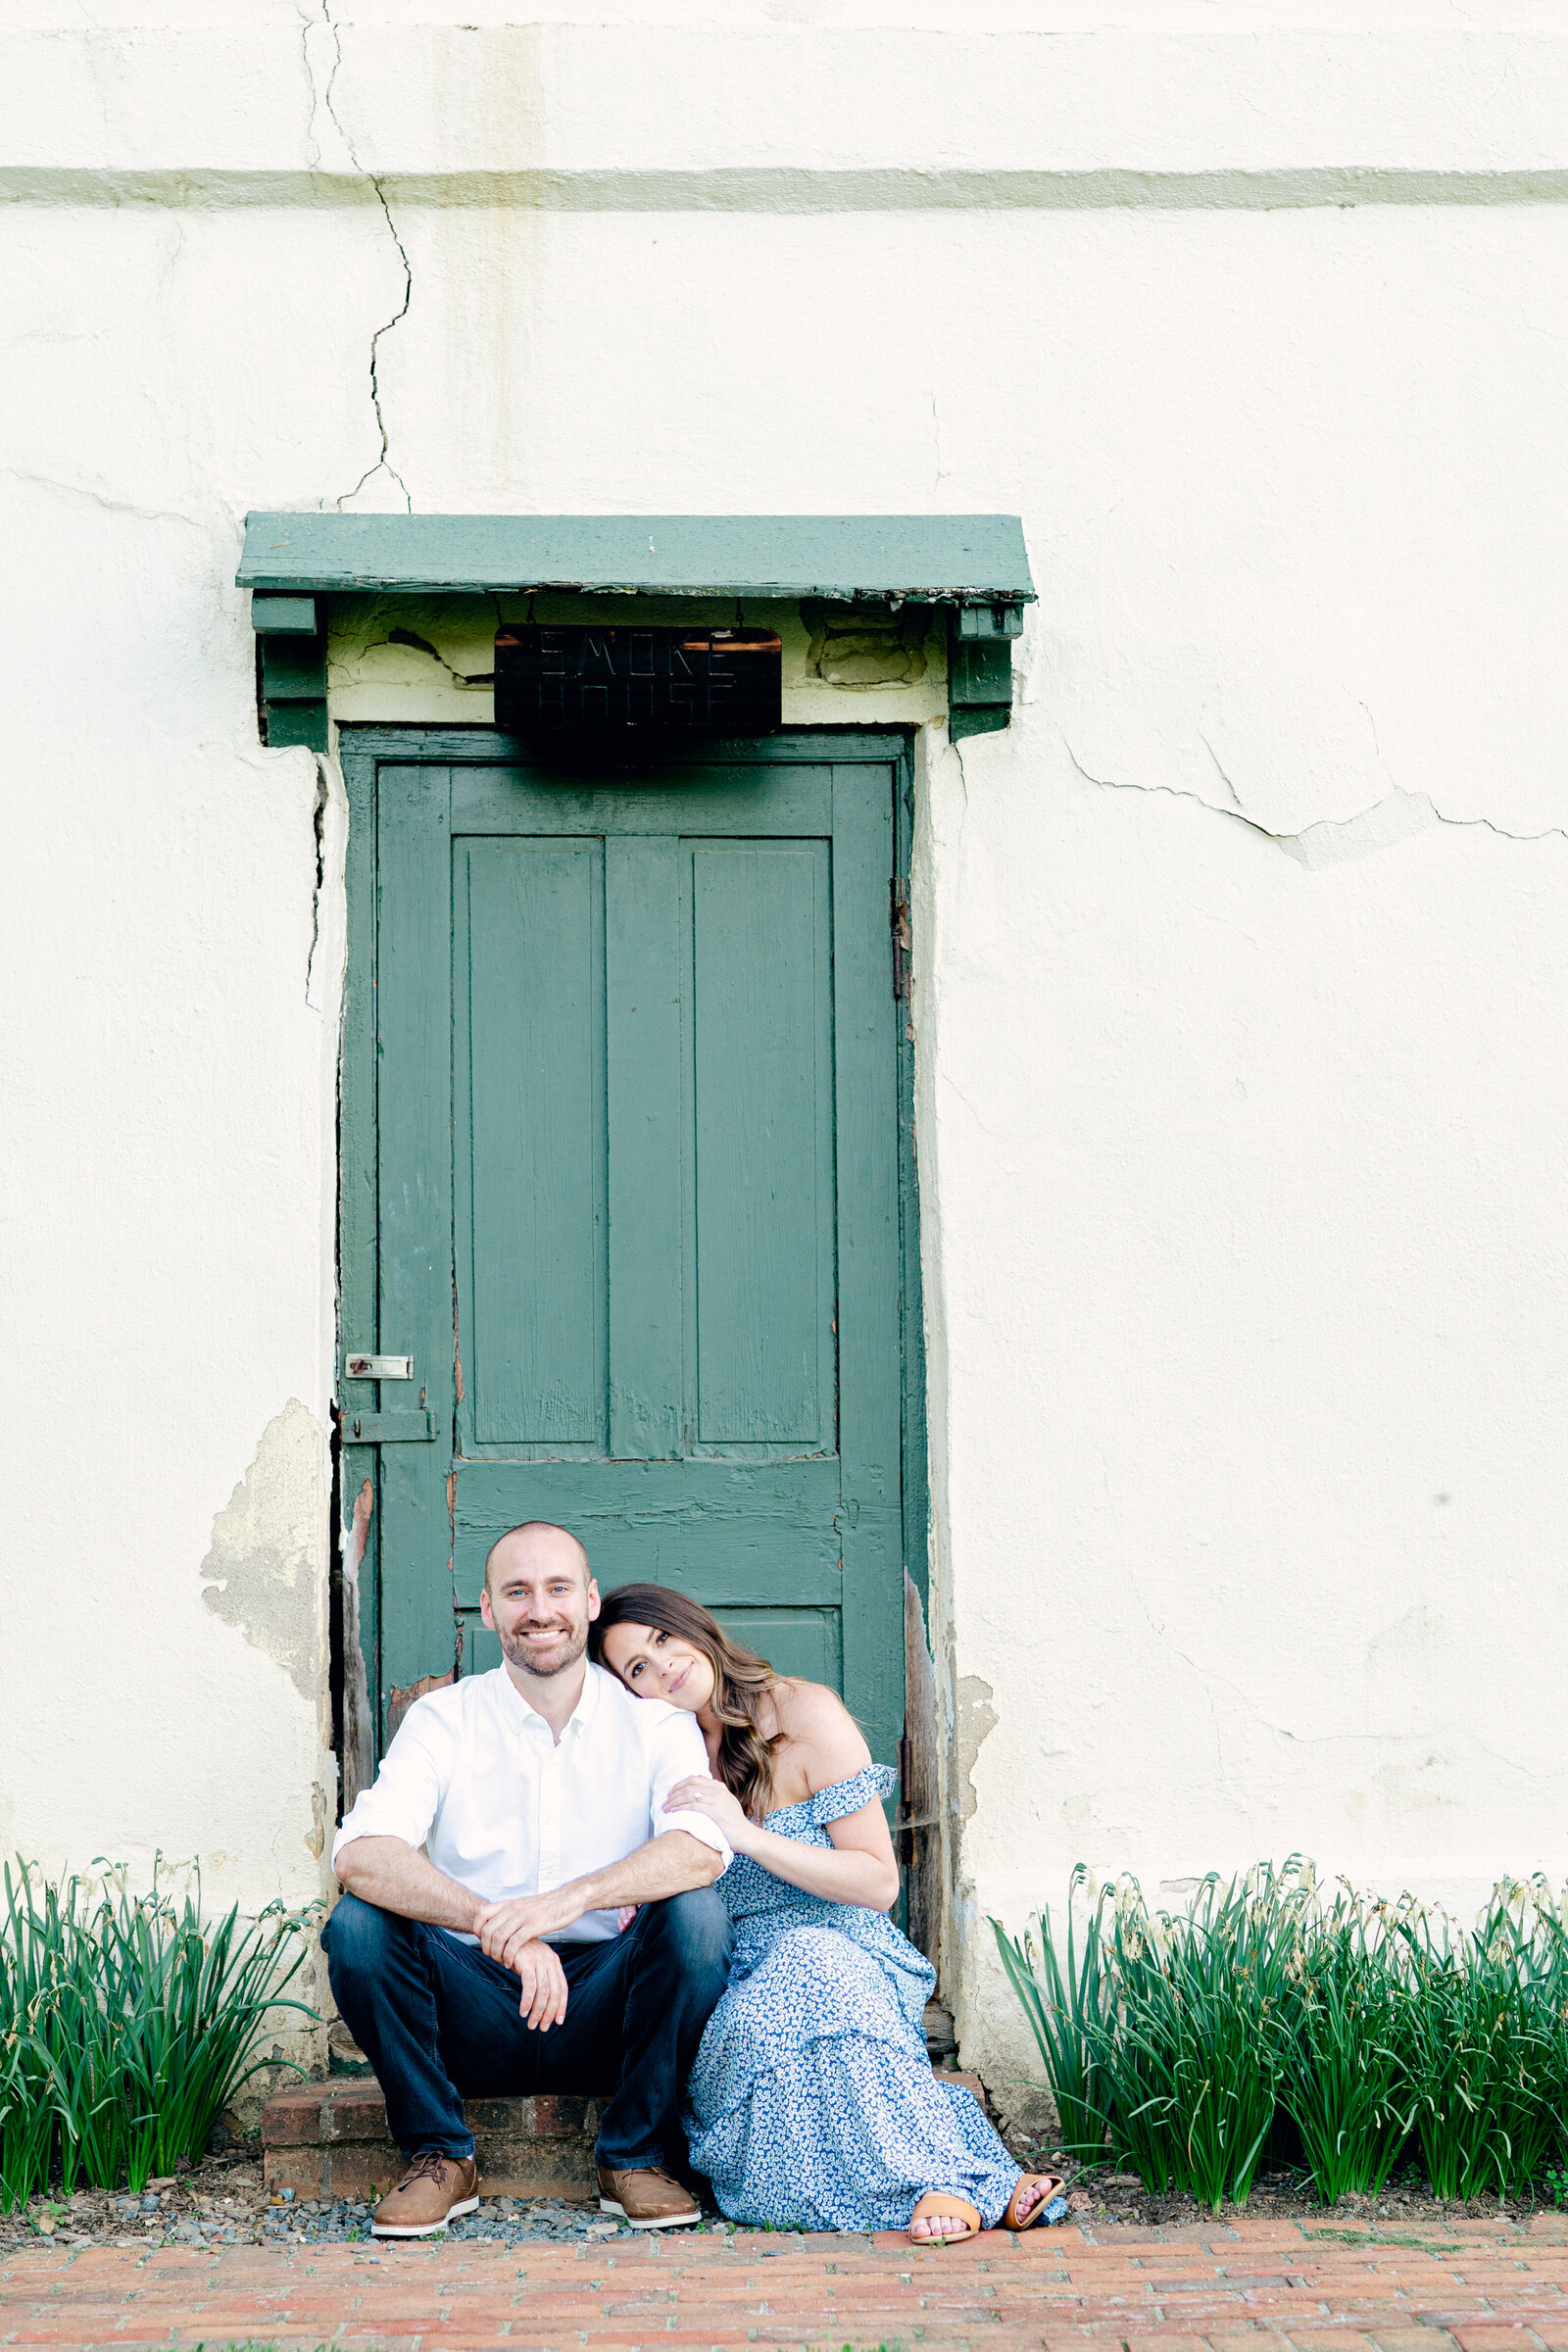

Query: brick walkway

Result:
[4,2212,1568,2351]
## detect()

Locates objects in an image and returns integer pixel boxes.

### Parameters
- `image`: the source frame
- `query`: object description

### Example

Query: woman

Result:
[589,1586,1066,2243]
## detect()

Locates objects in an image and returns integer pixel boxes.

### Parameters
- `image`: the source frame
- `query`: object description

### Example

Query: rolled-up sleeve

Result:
[648,1709,733,1870]
[331,1699,453,1875]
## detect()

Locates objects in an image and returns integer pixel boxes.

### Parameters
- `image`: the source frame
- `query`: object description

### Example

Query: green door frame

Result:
[336,723,928,1760]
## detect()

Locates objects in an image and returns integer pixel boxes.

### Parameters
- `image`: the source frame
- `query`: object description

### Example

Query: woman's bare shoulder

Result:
[768,1679,873,1787]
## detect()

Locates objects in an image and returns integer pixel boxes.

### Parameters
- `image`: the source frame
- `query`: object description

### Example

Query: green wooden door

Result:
[341,733,912,1774]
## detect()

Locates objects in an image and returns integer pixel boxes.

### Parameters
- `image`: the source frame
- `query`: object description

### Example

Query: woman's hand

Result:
[664,1775,755,1853]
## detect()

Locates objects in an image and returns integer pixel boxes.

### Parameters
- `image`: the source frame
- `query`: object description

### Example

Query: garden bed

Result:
[0,1859,316,2218]
[996,1861,1568,2213]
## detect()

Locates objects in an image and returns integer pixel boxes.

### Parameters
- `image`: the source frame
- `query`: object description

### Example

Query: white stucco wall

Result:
[4,1,1566,2120]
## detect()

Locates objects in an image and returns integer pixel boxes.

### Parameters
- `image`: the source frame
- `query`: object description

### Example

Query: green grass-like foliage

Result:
[991,1863,1109,2163]
[994,1862,1568,2210]
[1269,1892,1410,2201]
[0,1857,318,2211]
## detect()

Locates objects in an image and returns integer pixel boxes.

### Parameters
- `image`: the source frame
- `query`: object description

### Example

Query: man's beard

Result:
[499,1618,589,1681]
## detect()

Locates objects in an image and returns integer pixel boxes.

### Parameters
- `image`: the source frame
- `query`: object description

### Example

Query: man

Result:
[324,1522,732,2238]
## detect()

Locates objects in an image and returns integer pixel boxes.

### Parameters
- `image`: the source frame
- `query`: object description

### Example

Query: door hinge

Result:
[891,876,910,999]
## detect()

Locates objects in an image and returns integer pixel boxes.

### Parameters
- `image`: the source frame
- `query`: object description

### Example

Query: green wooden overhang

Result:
[238,513,1035,753]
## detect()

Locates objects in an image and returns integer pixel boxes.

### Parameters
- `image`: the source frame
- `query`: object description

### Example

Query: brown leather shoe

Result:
[371,2151,480,2237]
[596,2162,700,2230]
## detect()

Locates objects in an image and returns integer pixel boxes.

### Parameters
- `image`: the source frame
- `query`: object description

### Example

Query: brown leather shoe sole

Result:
[598,2192,700,2230]
[372,2192,479,2238]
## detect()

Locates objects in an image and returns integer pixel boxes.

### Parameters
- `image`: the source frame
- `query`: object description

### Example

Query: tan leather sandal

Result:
[1002,2173,1065,2231]
[908,2190,983,2243]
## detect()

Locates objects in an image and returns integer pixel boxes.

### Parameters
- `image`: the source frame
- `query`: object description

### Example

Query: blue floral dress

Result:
[685,1764,1066,2233]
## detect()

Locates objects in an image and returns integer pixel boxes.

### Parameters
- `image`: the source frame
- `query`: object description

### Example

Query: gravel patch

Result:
[0,2144,731,2250]
[7,2140,1548,2249]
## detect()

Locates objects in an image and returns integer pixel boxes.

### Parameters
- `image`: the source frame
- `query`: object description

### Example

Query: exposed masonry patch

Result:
[952,1674,999,1830]
[1062,737,1568,871]
[310,3,413,514]
[200,1399,327,1709]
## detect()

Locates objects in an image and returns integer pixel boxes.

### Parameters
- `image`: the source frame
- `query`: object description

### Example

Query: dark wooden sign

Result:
[495,624,782,743]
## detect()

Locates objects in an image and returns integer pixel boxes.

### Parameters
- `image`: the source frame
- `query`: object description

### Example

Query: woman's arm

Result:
[663,1683,901,1912]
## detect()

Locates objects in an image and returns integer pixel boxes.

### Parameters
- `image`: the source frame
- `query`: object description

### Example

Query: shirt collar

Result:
[497,1656,602,1739]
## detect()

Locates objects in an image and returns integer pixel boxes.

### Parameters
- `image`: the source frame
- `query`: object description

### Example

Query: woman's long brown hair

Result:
[589,1584,787,1821]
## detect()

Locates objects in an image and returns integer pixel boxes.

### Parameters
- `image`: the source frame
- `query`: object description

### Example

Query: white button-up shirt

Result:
[331,1663,731,1944]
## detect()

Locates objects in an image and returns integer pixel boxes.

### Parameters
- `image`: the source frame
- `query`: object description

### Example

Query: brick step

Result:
[262,2066,987,2203]
[262,2082,602,2201]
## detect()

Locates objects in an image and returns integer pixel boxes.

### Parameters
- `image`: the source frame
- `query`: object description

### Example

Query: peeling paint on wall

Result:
[803,601,933,689]
[340,1476,376,1816]
[199,1400,329,1717]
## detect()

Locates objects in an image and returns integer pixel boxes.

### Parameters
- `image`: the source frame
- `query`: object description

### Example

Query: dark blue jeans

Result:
[322,1888,731,2172]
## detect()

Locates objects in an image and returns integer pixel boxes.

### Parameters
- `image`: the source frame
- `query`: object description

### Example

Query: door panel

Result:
[607,836,683,1460]
[690,842,834,1451]
[452,1458,844,1607]
[713,1608,842,1689]
[361,739,906,1770]
[462,840,607,1452]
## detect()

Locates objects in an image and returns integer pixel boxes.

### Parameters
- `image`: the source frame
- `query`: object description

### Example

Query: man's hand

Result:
[510,1936,568,2031]
[470,1829,718,2021]
[471,1893,570,2027]
[474,1891,568,1972]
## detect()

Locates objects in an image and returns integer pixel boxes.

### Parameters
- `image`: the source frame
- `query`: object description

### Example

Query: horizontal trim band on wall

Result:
[9,167,1568,212]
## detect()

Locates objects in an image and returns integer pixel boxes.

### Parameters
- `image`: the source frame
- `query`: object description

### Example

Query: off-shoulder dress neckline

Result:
[761,1762,896,1827]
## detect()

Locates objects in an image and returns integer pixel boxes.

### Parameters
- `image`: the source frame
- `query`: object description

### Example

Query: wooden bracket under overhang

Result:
[238,513,1036,754]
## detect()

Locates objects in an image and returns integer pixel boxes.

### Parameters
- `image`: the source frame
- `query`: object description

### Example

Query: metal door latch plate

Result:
[345,1353,414,1380]
[343,1410,436,1444]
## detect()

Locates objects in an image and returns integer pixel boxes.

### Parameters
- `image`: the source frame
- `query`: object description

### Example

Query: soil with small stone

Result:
[0,2139,662,2251]
[1046,2157,1561,2233]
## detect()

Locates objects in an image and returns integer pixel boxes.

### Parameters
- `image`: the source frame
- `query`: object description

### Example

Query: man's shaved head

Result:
[484,1520,591,1592]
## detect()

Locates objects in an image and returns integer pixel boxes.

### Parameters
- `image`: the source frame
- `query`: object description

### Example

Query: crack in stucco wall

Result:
[200,1400,329,1723]
[0,468,207,531]
[1061,736,1568,871]
[304,750,349,1023]
[377,626,494,690]
[304,760,327,1002]
[308,3,414,513]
